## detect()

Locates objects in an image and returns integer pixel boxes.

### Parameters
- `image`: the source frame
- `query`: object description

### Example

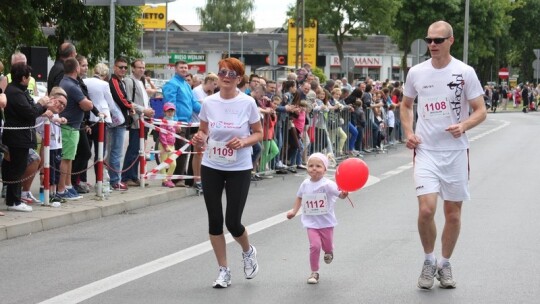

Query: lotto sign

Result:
[287,18,318,67]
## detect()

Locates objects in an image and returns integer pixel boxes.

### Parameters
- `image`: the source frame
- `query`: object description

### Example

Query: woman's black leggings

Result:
[201,165,252,237]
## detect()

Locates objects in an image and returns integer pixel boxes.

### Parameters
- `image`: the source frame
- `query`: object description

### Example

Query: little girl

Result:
[286,152,348,284]
[159,102,178,188]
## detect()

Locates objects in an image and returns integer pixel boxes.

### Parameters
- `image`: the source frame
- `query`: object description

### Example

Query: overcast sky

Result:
[167,0,296,28]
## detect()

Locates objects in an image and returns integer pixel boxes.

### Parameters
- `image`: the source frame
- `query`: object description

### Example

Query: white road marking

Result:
[39,119,509,303]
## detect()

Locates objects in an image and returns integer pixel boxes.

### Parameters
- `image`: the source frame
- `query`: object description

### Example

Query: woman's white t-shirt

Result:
[403,57,484,151]
[199,91,260,171]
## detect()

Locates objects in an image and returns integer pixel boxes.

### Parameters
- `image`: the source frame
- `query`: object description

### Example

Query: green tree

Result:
[0,0,46,62]
[196,0,255,32]
[392,0,461,77]
[0,0,142,67]
[508,0,540,83]
[288,0,401,62]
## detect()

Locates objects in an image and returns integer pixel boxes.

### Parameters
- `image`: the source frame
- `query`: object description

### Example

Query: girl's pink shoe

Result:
[162,181,175,188]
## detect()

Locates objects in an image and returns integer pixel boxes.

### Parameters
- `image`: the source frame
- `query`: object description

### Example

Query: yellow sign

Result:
[138,5,167,29]
[287,18,318,68]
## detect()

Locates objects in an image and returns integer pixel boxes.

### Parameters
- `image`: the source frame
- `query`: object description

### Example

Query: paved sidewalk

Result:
[0,185,196,241]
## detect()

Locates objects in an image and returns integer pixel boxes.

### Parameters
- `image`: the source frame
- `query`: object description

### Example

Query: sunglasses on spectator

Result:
[424,37,450,44]
[217,69,238,79]
[117,65,128,70]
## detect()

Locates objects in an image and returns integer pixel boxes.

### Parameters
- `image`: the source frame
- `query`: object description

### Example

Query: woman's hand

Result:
[226,137,245,150]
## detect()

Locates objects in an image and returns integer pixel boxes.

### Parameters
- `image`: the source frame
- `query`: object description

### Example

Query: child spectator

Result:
[286,152,348,284]
[159,102,179,188]
[36,87,69,205]
[387,103,395,144]
[260,95,280,171]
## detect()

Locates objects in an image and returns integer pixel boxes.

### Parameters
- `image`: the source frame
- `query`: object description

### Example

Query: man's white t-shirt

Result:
[199,91,260,171]
[403,57,484,151]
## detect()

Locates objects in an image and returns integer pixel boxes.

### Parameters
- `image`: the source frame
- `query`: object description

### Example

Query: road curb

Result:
[0,186,196,241]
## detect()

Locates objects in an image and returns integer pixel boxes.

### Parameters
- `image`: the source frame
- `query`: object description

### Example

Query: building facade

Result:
[142,27,414,82]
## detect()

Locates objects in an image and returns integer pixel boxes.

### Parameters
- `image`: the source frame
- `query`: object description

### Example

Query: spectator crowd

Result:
[0,42,413,214]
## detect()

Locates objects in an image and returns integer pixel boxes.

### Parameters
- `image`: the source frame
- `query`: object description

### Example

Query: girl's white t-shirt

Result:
[199,91,260,171]
[403,57,484,151]
[296,177,341,229]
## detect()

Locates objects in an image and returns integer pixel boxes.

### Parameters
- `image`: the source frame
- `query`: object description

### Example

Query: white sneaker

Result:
[212,266,231,288]
[21,192,42,205]
[242,245,259,279]
[7,202,33,212]
[307,272,319,284]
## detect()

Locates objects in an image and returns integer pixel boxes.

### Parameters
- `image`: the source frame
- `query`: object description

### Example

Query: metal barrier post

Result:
[43,118,51,206]
[96,115,105,197]
[139,118,146,188]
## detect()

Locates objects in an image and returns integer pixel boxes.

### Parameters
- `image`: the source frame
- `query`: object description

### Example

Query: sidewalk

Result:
[0,185,196,241]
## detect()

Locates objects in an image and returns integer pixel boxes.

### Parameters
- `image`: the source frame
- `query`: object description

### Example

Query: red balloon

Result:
[335,158,369,192]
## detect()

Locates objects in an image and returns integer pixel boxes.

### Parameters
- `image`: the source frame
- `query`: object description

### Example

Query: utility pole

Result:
[295,0,304,70]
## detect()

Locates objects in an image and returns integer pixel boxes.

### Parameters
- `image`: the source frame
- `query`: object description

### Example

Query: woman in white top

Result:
[192,58,263,289]
[83,63,119,176]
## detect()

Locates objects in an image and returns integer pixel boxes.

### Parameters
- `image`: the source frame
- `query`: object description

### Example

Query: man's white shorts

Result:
[414,148,470,202]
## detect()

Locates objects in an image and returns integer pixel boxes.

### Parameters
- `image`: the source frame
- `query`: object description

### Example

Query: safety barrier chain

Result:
[50,160,100,176]
[0,164,44,184]
[1,121,44,130]
[103,155,140,174]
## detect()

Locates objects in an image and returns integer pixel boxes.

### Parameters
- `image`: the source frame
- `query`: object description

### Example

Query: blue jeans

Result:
[122,128,141,182]
[347,122,359,151]
[106,126,126,185]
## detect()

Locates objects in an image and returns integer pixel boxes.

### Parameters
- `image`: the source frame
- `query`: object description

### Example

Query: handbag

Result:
[108,100,125,127]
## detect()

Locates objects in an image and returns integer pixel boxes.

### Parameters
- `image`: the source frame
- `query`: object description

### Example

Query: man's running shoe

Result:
[242,245,259,279]
[418,259,437,289]
[212,266,231,288]
[437,261,457,289]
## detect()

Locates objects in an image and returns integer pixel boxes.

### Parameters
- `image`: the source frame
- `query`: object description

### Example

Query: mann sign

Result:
[330,56,382,67]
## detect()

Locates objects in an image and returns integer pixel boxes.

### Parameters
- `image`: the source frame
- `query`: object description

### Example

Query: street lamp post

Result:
[226,24,231,57]
[238,31,247,63]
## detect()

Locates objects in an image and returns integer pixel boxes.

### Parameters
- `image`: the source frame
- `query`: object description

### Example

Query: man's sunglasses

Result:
[117,66,128,70]
[217,69,238,79]
[424,37,450,44]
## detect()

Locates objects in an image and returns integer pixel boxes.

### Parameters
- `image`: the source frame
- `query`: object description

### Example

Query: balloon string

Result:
[347,196,355,208]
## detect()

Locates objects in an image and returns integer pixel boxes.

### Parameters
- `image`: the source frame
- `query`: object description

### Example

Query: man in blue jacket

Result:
[162,61,201,187]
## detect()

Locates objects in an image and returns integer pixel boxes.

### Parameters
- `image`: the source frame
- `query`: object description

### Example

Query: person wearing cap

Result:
[158,102,180,188]
[286,152,348,284]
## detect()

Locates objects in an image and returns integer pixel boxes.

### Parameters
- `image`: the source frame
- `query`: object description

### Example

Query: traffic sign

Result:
[533,59,540,70]
[498,67,509,79]
[410,38,427,66]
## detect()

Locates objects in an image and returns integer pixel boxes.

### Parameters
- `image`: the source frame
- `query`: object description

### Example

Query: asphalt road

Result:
[1,111,539,304]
